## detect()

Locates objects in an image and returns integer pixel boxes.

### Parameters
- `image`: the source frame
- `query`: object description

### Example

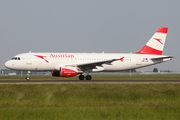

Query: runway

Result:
[0,80,180,83]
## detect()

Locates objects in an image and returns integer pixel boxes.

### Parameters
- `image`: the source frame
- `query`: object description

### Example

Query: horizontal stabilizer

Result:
[150,56,173,60]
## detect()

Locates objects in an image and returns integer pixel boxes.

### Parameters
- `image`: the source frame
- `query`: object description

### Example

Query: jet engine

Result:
[52,67,78,77]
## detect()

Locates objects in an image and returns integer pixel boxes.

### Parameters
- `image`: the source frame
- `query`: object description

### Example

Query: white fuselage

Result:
[5,52,171,72]
[4,27,172,80]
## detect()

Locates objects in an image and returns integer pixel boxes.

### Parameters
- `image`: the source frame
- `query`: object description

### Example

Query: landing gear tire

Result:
[79,75,84,80]
[26,71,31,81]
[86,75,92,80]
[26,76,30,81]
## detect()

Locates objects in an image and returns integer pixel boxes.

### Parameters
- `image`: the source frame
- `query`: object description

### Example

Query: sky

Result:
[0,0,180,72]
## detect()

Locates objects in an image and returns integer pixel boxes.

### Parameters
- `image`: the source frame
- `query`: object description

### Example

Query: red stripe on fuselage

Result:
[135,45,162,55]
[34,55,44,59]
[34,55,49,63]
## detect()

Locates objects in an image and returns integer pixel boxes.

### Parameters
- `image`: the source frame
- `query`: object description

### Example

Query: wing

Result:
[76,59,119,71]
[65,57,124,72]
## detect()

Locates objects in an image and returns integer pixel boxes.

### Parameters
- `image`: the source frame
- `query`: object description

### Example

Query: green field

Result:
[0,81,180,120]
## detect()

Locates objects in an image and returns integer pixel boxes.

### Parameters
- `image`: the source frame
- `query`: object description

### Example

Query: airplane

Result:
[4,27,173,81]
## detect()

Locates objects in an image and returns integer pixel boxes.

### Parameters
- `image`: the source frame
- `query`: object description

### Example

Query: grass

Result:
[1,73,180,80]
[0,83,180,119]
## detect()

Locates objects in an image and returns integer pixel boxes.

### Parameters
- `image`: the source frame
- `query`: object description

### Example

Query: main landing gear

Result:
[79,74,92,80]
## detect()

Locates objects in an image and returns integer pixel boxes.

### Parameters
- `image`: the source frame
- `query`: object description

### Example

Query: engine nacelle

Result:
[52,67,78,77]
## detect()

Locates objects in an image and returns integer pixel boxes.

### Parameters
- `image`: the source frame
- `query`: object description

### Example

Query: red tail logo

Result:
[154,38,163,45]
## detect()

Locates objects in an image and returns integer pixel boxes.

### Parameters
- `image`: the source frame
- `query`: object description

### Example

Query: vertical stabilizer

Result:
[136,27,168,55]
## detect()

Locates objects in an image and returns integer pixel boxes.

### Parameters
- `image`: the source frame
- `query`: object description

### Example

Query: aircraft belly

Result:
[103,62,135,71]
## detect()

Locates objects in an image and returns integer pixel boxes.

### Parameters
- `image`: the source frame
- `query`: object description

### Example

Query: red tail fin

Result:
[136,27,168,55]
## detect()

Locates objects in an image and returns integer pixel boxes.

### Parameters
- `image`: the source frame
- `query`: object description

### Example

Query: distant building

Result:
[8,72,16,75]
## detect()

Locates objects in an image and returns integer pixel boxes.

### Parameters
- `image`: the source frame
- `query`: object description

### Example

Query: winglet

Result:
[119,57,124,62]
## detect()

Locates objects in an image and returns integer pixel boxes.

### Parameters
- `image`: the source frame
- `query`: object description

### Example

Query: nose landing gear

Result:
[26,71,30,81]
[26,76,30,81]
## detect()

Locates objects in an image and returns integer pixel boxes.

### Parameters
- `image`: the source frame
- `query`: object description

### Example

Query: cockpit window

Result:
[11,57,20,60]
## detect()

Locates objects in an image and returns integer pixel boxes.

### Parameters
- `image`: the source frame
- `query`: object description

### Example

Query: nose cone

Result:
[5,61,11,69]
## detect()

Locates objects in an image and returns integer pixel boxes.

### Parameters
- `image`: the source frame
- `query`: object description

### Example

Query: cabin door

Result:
[136,55,141,65]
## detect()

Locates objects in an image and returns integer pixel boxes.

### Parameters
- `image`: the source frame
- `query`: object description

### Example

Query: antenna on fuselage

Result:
[29,51,31,53]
